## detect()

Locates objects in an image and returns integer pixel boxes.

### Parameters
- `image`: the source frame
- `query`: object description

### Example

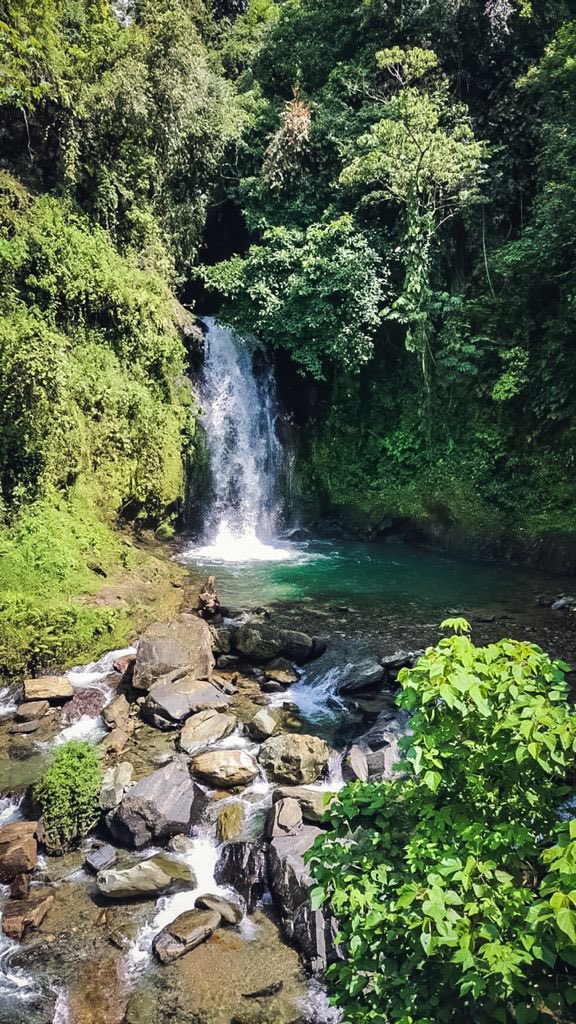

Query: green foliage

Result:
[202,215,387,378]
[35,741,102,852]
[309,625,576,1023]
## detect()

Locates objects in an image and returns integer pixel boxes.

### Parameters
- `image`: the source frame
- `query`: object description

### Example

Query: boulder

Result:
[133,615,214,691]
[190,749,258,789]
[195,893,243,925]
[215,842,267,912]
[0,821,37,882]
[272,786,337,823]
[2,893,53,940]
[107,760,206,849]
[113,654,136,679]
[246,708,279,741]
[153,908,221,963]
[16,701,49,721]
[142,674,230,729]
[234,624,324,665]
[101,727,130,755]
[100,762,133,811]
[380,650,424,682]
[23,677,74,702]
[264,659,299,686]
[342,711,410,782]
[217,802,245,842]
[97,853,195,899]
[268,827,338,972]
[102,694,132,733]
[258,734,330,785]
[265,798,303,839]
[179,709,237,756]
[85,844,118,873]
[337,660,385,694]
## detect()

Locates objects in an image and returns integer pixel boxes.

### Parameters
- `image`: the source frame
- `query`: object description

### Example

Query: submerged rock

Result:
[98,853,195,899]
[133,615,214,691]
[190,749,259,789]
[179,708,237,755]
[215,841,267,912]
[107,760,206,848]
[258,734,330,785]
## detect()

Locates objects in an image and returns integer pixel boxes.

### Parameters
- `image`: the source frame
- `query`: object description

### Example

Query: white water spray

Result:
[186,318,296,563]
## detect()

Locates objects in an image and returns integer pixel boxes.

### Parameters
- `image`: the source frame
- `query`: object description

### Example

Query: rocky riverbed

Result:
[0,579,415,1024]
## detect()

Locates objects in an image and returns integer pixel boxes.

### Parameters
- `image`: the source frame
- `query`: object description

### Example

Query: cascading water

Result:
[186,318,296,562]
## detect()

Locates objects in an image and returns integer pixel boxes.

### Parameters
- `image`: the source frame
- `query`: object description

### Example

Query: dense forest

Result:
[1,0,576,670]
[2,3,576,1023]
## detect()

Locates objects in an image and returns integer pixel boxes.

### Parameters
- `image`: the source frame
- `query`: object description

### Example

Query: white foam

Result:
[54,714,107,746]
[186,525,298,564]
[0,933,36,1000]
[66,645,136,692]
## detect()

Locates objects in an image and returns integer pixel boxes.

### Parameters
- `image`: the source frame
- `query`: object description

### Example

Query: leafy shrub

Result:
[309,619,576,1024]
[35,741,102,853]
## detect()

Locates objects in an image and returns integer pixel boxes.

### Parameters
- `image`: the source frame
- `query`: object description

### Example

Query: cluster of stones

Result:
[0,588,409,978]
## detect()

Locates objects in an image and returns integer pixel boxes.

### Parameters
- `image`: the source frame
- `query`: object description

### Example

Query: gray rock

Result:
[265,798,303,839]
[107,760,207,849]
[268,826,339,972]
[97,853,195,899]
[85,844,117,873]
[234,623,323,665]
[142,675,230,729]
[133,615,214,691]
[258,734,331,785]
[16,701,49,722]
[215,842,267,912]
[217,655,238,670]
[190,749,259,789]
[246,708,278,741]
[342,710,410,782]
[195,893,243,924]
[9,720,39,734]
[179,709,237,756]
[100,762,133,811]
[153,908,221,963]
[272,786,337,823]
[337,660,385,694]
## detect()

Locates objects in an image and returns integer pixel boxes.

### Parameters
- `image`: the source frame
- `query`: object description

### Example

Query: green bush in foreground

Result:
[35,741,102,853]
[309,620,576,1024]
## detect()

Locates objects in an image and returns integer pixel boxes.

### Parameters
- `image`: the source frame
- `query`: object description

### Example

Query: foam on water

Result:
[66,645,137,692]
[0,933,36,1002]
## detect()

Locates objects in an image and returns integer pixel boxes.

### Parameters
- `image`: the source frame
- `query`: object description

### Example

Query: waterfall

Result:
[187,318,295,562]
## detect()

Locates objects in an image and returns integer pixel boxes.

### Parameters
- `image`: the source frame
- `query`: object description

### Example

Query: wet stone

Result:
[85,844,118,873]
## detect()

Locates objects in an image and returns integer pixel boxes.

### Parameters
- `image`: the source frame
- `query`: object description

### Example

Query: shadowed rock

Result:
[107,760,206,848]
